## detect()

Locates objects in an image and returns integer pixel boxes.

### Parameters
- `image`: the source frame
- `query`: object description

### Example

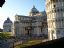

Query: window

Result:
[52,0,55,2]
[41,27,42,32]
[52,30,54,34]
[62,19,63,21]
[57,9,59,12]
[60,8,62,12]
[54,9,56,12]
[57,30,60,34]
[53,5,56,8]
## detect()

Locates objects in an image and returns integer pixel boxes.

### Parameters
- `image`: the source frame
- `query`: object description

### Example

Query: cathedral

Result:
[3,6,48,39]
[13,6,48,39]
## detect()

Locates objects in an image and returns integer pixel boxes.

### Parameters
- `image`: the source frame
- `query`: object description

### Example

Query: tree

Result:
[0,0,5,7]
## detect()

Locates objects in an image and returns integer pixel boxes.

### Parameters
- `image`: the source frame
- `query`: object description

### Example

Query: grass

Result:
[15,40,42,48]
[0,32,13,39]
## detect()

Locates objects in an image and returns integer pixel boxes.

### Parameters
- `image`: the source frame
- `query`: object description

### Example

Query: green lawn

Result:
[0,32,13,39]
[15,40,42,48]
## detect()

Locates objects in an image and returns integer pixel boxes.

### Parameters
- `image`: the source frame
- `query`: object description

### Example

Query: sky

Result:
[0,0,45,29]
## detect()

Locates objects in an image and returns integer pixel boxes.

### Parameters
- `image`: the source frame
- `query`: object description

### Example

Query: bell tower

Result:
[46,0,64,40]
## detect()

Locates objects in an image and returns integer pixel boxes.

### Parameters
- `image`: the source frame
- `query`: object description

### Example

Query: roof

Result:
[30,5,39,13]
[4,18,12,23]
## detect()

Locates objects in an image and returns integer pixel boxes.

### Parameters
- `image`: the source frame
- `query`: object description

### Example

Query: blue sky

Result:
[0,0,45,29]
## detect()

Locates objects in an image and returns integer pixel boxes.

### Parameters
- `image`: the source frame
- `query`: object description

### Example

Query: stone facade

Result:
[46,0,64,40]
[13,6,48,39]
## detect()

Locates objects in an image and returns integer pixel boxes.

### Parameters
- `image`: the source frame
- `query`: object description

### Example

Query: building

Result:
[13,6,48,39]
[46,0,64,40]
[3,17,13,32]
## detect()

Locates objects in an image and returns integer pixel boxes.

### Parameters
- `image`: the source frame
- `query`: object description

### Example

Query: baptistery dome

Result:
[4,17,12,23]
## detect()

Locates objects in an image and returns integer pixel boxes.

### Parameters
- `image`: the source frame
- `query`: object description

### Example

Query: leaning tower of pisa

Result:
[46,0,64,40]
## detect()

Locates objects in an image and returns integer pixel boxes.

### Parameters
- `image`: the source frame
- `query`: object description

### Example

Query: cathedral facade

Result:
[13,6,48,39]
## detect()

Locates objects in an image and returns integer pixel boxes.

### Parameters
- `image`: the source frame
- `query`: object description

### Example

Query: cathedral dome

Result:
[4,18,12,23]
[30,5,39,13]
